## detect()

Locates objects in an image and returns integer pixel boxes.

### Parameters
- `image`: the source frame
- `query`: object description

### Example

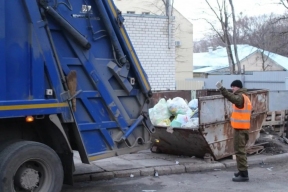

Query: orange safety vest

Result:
[230,94,252,129]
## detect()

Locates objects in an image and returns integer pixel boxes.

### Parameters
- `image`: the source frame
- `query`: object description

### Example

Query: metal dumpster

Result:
[150,89,268,160]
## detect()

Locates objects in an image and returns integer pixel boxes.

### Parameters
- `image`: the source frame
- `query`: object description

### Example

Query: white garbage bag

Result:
[182,118,199,129]
[188,99,198,110]
[170,114,190,128]
[175,114,189,125]
[167,97,192,116]
[156,119,171,126]
[149,98,171,126]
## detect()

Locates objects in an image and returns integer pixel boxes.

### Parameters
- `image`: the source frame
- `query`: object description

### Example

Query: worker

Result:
[216,79,252,182]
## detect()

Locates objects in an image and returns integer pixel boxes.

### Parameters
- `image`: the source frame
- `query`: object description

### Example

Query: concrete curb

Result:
[140,168,154,176]
[185,162,225,172]
[73,153,288,183]
[264,153,288,163]
[223,153,288,169]
[222,161,237,168]
[114,169,141,178]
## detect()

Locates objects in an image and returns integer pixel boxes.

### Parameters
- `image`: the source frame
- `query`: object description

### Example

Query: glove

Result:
[215,80,223,89]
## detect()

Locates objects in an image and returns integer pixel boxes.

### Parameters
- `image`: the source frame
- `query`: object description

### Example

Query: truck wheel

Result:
[0,141,64,192]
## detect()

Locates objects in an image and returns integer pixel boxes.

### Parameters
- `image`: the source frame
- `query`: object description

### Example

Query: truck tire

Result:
[0,141,64,192]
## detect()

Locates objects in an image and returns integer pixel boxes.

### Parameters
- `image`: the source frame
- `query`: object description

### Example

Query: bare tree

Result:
[244,14,288,70]
[202,0,237,74]
[197,13,288,70]
[142,0,174,16]
[228,0,241,74]
[279,0,288,9]
[162,0,174,16]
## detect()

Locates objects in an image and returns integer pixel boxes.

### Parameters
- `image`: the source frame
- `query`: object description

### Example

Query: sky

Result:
[173,0,287,40]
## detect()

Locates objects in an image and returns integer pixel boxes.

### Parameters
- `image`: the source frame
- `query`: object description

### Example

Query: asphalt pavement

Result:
[63,159,288,192]
[71,149,288,183]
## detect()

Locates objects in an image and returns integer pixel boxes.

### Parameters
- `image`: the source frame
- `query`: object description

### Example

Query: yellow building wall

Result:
[239,52,284,72]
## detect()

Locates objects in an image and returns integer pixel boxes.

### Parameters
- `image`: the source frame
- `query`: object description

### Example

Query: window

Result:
[127,11,135,14]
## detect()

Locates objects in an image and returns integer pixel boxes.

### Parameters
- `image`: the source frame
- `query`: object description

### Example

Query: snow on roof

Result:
[194,44,256,67]
[266,51,288,70]
[194,44,288,70]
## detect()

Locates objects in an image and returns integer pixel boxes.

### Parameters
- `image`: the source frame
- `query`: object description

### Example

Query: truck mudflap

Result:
[151,89,268,160]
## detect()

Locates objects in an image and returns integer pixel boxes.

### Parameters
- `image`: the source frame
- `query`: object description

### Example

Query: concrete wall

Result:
[123,14,175,90]
[189,71,288,111]
[190,72,288,90]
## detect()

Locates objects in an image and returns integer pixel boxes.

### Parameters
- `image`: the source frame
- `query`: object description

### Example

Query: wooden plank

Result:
[275,111,282,115]
[275,116,282,121]
[263,110,287,126]
[262,121,285,126]
[246,146,264,155]
[266,117,272,121]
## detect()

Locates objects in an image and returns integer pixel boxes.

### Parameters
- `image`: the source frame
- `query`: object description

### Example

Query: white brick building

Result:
[123,14,176,90]
[115,0,194,90]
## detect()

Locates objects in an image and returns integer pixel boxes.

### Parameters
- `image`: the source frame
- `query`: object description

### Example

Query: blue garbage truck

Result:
[0,0,154,191]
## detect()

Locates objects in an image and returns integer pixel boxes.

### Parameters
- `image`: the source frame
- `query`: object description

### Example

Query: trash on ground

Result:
[267,167,273,171]
[154,171,159,177]
[259,160,268,166]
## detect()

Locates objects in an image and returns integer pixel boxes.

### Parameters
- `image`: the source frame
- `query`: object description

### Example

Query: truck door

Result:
[39,0,154,162]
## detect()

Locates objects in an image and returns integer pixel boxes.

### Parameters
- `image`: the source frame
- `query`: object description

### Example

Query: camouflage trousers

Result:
[234,129,249,171]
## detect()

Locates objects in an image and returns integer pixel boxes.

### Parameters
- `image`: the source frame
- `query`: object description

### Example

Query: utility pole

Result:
[166,0,172,49]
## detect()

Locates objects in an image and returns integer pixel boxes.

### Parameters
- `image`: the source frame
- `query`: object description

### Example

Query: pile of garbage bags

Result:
[149,97,199,129]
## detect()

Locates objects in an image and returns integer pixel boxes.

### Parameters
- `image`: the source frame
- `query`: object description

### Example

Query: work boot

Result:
[232,170,249,182]
[234,171,240,177]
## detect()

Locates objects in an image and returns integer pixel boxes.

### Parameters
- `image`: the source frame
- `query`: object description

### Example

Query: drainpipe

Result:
[167,0,172,49]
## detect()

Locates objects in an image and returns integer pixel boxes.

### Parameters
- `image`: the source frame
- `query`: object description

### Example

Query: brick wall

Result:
[123,14,175,91]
